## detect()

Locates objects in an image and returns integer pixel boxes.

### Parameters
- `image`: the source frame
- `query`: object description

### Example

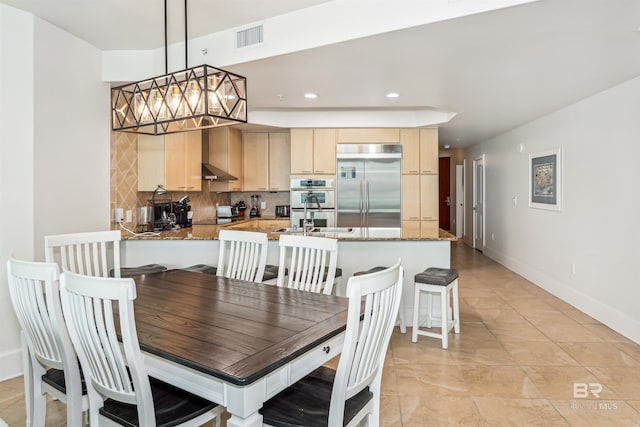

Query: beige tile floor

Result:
[1,241,639,426]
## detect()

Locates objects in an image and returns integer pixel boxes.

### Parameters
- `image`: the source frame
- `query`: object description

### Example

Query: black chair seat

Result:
[260,366,371,427]
[183,264,218,275]
[261,265,339,282]
[42,367,87,395]
[354,266,388,276]
[111,264,168,278]
[263,264,280,281]
[415,267,459,286]
[100,376,218,427]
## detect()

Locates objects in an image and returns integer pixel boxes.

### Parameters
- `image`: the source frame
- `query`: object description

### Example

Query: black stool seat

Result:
[183,264,218,275]
[112,264,168,278]
[100,376,218,427]
[354,266,388,276]
[415,267,458,286]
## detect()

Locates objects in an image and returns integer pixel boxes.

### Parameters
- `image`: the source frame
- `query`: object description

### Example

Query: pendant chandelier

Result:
[111,0,247,135]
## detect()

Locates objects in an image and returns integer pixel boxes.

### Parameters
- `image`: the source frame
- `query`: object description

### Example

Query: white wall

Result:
[0,4,35,381]
[0,6,109,380]
[464,76,640,343]
[33,16,110,260]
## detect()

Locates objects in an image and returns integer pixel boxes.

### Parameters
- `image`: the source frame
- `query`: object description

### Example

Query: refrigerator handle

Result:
[365,180,370,228]
[359,179,364,228]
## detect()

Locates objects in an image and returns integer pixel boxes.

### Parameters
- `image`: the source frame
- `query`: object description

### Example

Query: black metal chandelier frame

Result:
[111,0,248,135]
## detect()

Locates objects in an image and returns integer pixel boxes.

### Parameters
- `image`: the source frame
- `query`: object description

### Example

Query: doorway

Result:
[439,156,451,231]
[473,155,485,251]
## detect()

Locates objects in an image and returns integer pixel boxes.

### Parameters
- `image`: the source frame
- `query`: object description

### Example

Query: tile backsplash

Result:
[110,132,290,228]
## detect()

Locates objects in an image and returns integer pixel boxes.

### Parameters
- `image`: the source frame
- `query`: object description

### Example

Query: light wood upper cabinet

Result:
[312,129,336,175]
[137,135,165,191]
[290,128,336,175]
[420,128,439,174]
[337,128,400,143]
[268,132,291,191]
[207,127,243,192]
[400,128,420,174]
[243,133,269,191]
[164,131,202,192]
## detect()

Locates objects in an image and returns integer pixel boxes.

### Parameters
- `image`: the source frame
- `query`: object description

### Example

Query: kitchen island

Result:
[120,217,456,327]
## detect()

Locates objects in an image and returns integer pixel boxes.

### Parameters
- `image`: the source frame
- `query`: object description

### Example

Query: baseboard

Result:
[484,246,640,345]
[0,348,23,382]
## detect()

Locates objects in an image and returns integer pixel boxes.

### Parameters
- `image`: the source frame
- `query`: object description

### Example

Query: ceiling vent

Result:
[236,25,263,48]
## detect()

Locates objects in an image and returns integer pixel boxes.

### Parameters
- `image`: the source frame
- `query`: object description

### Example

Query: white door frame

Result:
[472,155,485,251]
[455,164,464,239]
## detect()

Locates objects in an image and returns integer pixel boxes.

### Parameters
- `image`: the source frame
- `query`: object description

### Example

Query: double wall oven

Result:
[290,177,336,228]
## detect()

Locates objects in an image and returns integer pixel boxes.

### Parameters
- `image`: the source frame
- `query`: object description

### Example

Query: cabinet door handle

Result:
[315,170,325,173]
[408,170,419,174]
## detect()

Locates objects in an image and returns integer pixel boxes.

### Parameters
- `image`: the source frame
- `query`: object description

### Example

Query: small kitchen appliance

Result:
[275,205,290,217]
[250,194,261,217]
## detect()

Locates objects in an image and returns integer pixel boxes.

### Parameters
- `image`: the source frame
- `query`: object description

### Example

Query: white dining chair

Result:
[260,260,403,426]
[216,229,268,282]
[59,270,224,427]
[275,234,339,295]
[6,257,88,427]
[44,230,166,278]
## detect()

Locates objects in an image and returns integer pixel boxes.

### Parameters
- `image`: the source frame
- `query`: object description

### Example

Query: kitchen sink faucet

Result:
[303,193,321,234]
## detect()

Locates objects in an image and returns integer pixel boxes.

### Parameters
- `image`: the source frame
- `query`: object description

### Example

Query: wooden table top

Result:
[128,269,350,386]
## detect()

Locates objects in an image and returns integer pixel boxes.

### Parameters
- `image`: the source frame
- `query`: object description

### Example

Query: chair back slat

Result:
[6,258,86,427]
[45,230,121,278]
[328,260,403,426]
[217,230,268,282]
[61,271,156,424]
[7,261,64,367]
[277,235,337,295]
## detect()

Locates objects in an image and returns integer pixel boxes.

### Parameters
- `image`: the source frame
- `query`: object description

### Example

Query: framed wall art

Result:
[529,147,561,211]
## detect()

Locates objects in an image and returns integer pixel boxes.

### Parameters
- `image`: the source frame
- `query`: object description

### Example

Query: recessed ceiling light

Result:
[386,92,400,98]
[304,93,318,99]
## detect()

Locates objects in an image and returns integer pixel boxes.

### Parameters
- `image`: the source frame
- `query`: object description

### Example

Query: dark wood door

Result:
[439,157,451,231]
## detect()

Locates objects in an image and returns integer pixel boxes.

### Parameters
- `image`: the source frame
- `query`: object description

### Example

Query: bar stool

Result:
[412,267,460,349]
[354,266,406,333]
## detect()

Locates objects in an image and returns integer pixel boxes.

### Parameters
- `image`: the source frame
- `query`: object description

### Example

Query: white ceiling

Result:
[2,0,640,148]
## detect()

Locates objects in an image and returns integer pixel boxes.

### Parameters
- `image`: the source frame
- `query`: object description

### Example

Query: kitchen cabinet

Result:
[401,128,439,238]
[400,128,420,174]
[401,174,439,238]
[243,132,291,191]
[337,128,400,143]
[419,128,439,174]
[207,127,243,192]
[268,132,291,191]
[164,131,202,192]
[400,128,438,174]
[290,128,336,175]
[137,135,165,191]
[243,133,269,191]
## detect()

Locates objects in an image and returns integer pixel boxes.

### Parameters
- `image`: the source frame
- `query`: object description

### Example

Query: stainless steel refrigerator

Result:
[336,144,401,229]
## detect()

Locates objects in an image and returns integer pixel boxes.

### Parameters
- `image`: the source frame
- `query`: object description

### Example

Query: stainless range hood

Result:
[202,163,237,181]
[202,132,238,181]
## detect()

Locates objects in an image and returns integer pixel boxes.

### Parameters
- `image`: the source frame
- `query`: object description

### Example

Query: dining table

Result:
[127,269,350,427]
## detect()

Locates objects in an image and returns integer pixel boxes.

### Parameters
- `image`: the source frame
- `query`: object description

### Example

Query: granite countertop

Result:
[120,217,457,242]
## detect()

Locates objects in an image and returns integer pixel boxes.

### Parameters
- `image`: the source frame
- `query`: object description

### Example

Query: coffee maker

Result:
[249,194,261,217]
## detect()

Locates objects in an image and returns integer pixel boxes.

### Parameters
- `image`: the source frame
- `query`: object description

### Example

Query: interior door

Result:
[439,157,451,231]
[473,156,485,251]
